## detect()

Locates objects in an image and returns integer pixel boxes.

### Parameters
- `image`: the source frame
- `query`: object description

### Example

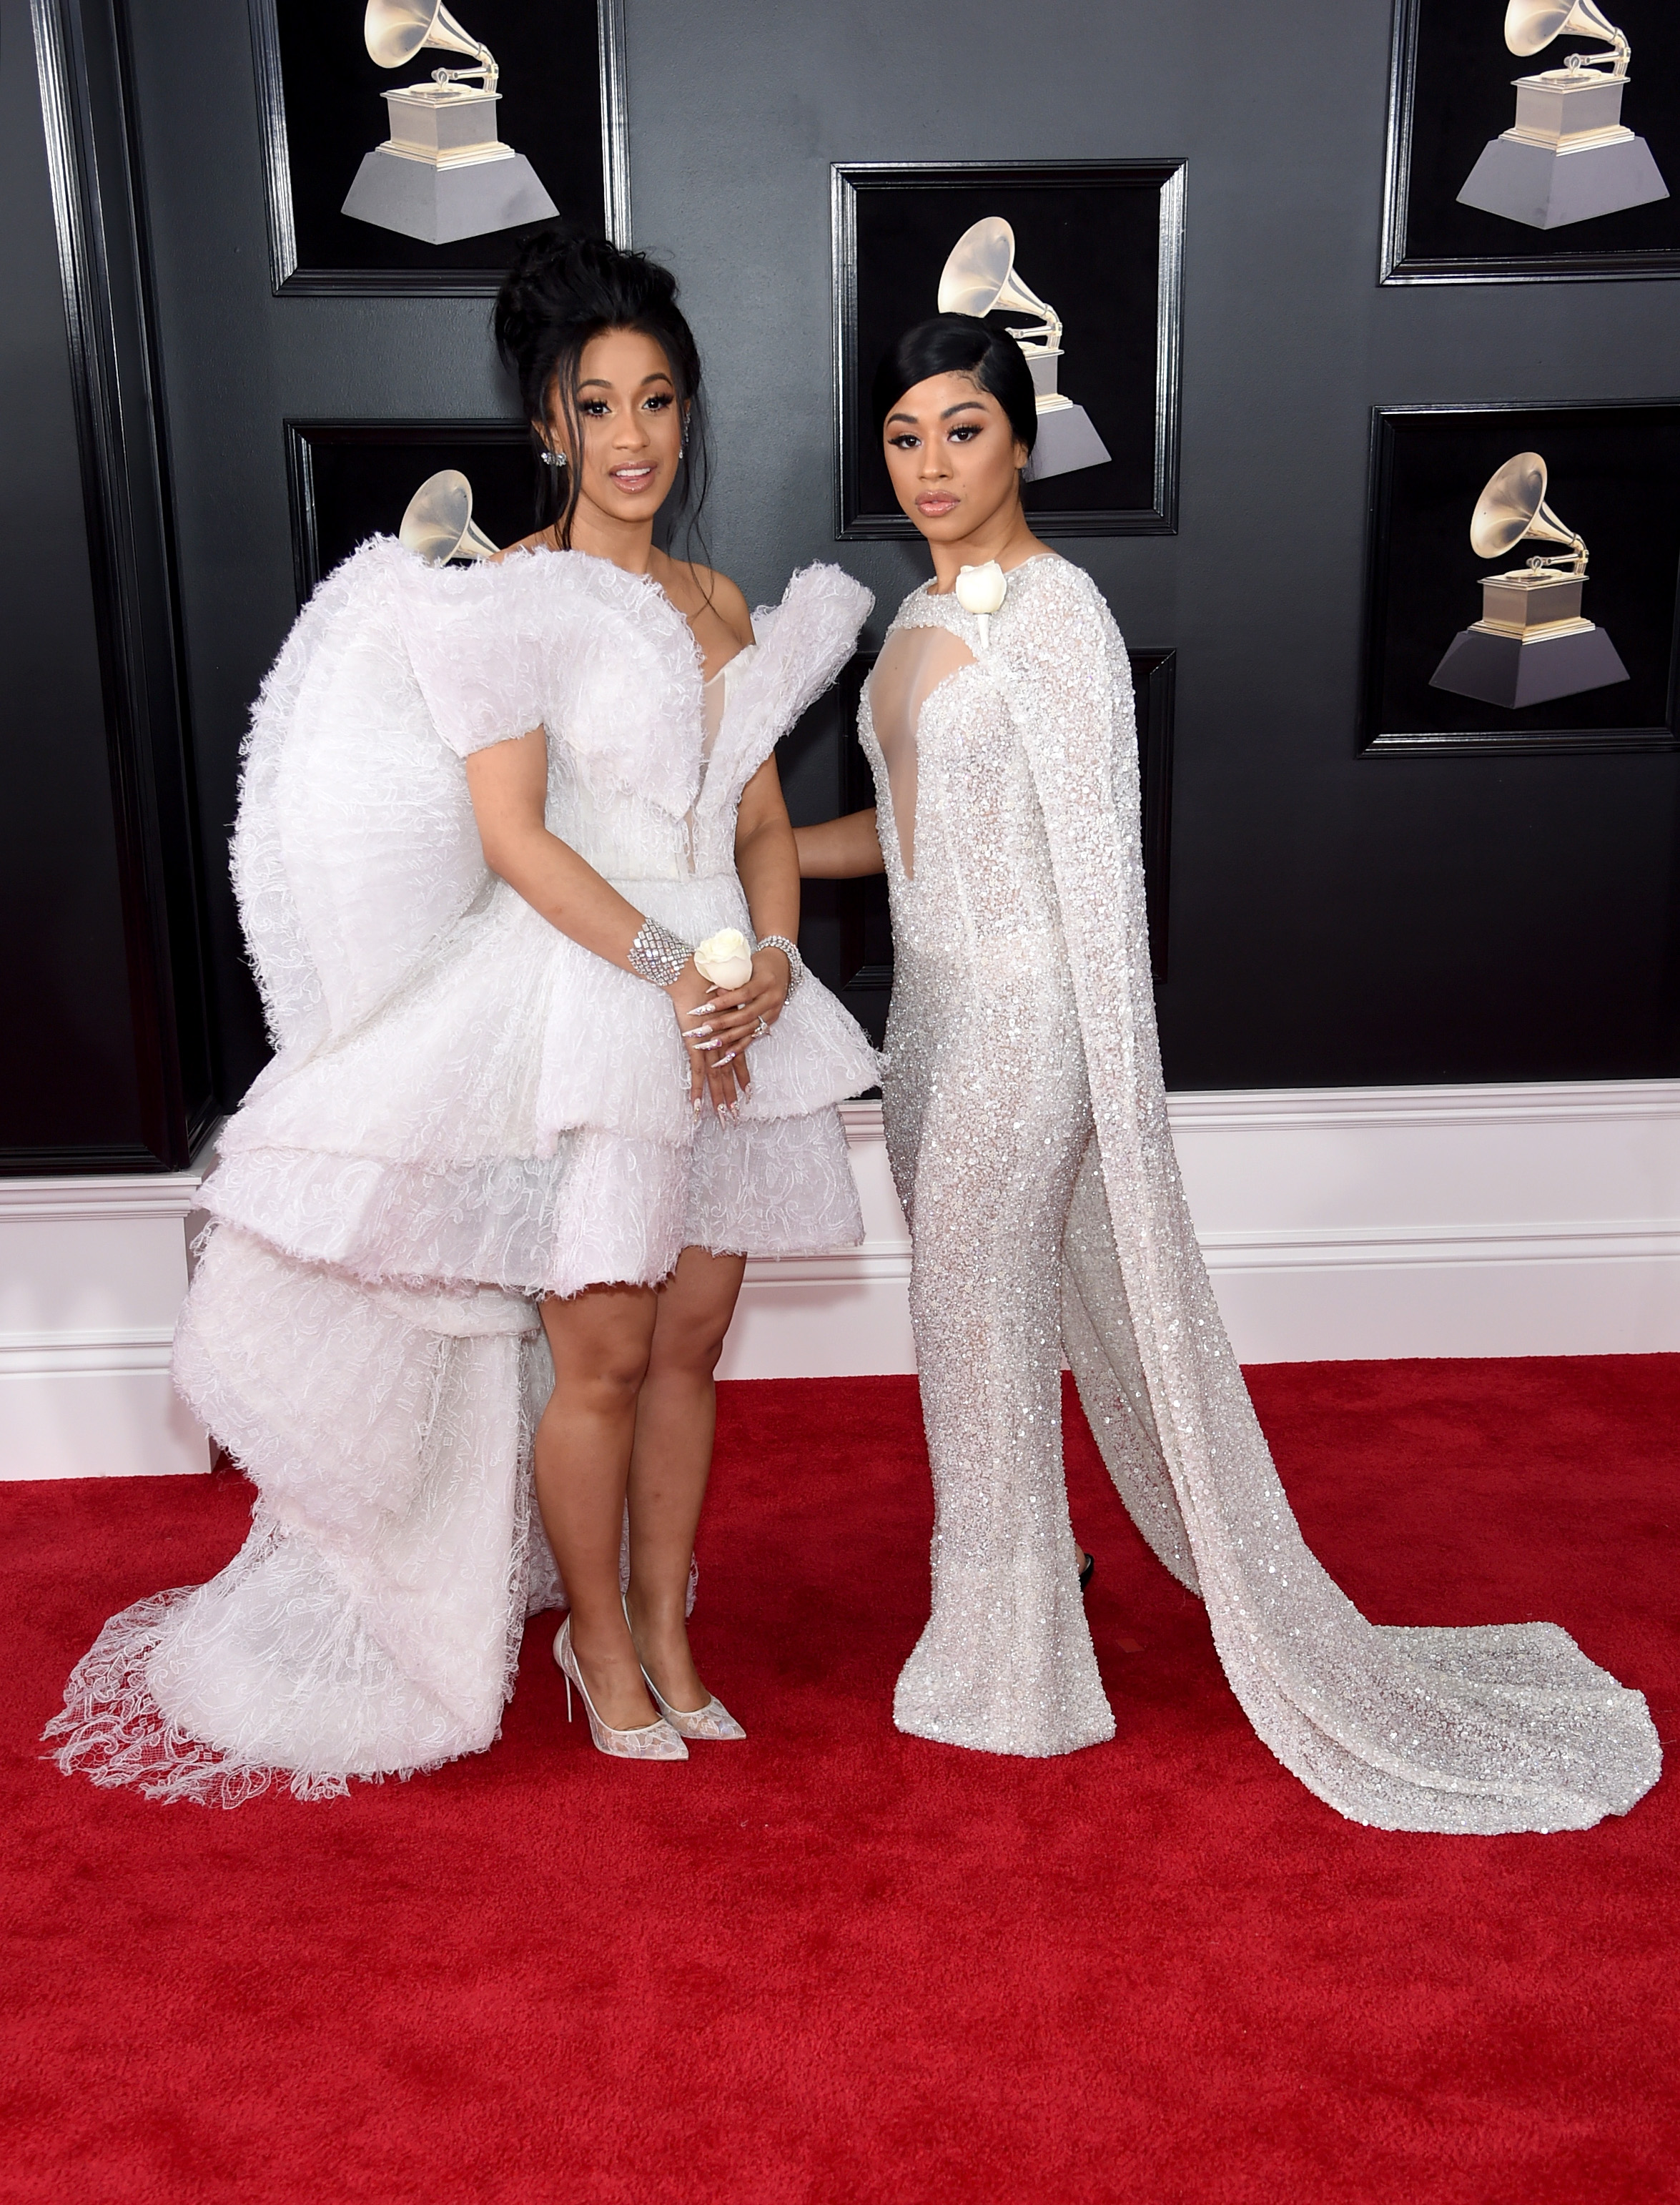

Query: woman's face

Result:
[881,372,1028,543]
[543,326,684,528]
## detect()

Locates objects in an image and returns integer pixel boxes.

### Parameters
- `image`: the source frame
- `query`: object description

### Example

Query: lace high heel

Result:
[621,1594,746,1742]
[554,1617,688,1761]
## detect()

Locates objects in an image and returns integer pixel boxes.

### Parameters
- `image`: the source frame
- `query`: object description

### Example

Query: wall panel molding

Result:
[21,0,214,1172]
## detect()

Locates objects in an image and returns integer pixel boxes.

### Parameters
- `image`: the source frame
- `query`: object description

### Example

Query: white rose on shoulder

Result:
[693,928,755,990]
[953,560,1007,648]
[953,560,1008,616]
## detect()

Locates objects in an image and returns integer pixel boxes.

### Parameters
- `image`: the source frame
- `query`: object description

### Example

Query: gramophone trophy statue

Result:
[937,219,1111,482]
[398,470,501,564]
[1457,1,1669,230]
[1430,452,1629,708]
[341,0,558,246]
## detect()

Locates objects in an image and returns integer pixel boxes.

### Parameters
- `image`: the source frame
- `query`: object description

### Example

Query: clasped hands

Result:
[668,947,792,1119]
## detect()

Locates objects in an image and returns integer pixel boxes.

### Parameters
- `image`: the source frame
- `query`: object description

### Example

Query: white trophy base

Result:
[1457,132,1669,230]
[1022,404,1112,483]
[341,147,559,245]
[1429,623,1629,709]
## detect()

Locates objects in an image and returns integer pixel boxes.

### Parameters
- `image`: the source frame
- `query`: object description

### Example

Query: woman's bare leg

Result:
[625,1245,747,1712]
[536,1283,661,1732]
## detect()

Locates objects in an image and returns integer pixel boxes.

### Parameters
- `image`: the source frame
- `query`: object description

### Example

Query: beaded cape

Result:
[879,556,1660,1832]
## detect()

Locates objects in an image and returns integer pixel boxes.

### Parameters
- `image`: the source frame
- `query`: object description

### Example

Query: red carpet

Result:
[2,1357,1676,2204]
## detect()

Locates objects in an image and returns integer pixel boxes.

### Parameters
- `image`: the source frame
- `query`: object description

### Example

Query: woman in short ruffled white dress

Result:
[46,536,877,1801]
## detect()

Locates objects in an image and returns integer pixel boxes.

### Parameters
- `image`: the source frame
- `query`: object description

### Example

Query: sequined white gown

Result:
[48,543,878,1804]
[862,554,1660,1831]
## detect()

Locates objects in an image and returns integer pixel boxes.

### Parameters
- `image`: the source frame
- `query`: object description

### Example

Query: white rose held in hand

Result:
[954,559,1008,648]
[693,928,755,991]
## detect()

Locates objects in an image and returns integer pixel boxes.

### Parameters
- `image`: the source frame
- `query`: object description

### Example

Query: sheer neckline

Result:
[703,641,756,689]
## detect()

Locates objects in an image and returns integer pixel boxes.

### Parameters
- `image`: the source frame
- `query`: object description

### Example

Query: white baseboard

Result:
[719,1105,914,1379]
[0,1169,210,1479]
[6,1079,1680,1472]
[1169,1077,1680,1361]
[719,1080,1680,1376]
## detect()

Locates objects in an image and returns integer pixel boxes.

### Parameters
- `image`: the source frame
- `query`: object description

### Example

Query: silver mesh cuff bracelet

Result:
[628,917,694,990]
[756,933,806,999]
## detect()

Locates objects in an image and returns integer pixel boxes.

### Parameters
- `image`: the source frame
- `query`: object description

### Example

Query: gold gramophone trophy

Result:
[1430,452,1628,707]
[399,470,500,564]
[1458,1,1669,229]
[937,219,1112,482]
[342,0,558,246]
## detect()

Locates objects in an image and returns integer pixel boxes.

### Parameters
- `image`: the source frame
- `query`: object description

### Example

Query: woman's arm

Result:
[691,754,803,1074]
[734,752,799,945]
[463,729,743,1113]
[465,728,650,962]
[794,811,884,879]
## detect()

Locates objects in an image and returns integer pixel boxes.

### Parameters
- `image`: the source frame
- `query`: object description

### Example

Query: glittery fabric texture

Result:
[44,550,879,1804]
[863,556,1661,1830]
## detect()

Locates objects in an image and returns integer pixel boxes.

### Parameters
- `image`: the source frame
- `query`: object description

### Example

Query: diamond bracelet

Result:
[756,933,806,1000]
[628,916,695,990]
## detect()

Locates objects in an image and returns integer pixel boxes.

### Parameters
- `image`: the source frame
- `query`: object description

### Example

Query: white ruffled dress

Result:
[46,543,879,1802]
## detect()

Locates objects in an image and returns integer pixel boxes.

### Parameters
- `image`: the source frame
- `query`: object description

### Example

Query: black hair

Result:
[869,312,1038,458]
[492,227,711,556]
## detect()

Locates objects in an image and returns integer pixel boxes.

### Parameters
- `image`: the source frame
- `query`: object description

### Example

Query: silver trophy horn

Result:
[1458,0,1666,230]
[341,0,558,246]
[1431,450,1627,709]
[936,218,1110,483]
[399,470,500,566]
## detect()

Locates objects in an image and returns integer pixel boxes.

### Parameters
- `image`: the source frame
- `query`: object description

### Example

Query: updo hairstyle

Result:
[870,312,1039,460]
[493,227,709,552]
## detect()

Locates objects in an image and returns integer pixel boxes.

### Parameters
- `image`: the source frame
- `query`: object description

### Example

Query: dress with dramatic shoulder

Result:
[46,541,878,1804]
[861,553,1660,1832]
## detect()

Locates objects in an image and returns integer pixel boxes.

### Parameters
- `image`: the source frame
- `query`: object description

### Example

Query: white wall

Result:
[6,1079,1679,1475]
[1168,1078,1680,1363]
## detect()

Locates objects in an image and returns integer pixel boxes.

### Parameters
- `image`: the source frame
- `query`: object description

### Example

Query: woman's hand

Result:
[698,947,791,1054]
[666,961,749,1118]
[671,948,792,1117]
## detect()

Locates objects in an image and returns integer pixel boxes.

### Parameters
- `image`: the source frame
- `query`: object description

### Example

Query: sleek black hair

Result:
[869,312,1039,458]
[492,226,711,554]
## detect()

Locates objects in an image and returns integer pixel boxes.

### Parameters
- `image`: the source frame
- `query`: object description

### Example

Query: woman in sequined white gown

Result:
[47,234,877,1800]
[799,313,1659,1831]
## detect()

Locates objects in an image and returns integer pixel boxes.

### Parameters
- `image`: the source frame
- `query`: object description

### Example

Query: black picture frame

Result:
[831,161,1185,538]
[249,0,629,297]
[1360,402,1680,755]
[1381,0,1680,285]
[285,418,535,601]
[788,647,1175,1050]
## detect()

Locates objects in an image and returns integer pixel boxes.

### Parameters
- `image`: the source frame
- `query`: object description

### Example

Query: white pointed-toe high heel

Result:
[554,1617,688,1761]
[621,1594,746,1742]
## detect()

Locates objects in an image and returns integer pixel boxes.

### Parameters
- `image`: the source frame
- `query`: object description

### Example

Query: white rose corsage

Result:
[953,559,1007,648]
[693,927,755,991]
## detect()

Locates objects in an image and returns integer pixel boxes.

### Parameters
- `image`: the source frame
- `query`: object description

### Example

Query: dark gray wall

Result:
[113,3,1680,1097]
[2,0,144,1155]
